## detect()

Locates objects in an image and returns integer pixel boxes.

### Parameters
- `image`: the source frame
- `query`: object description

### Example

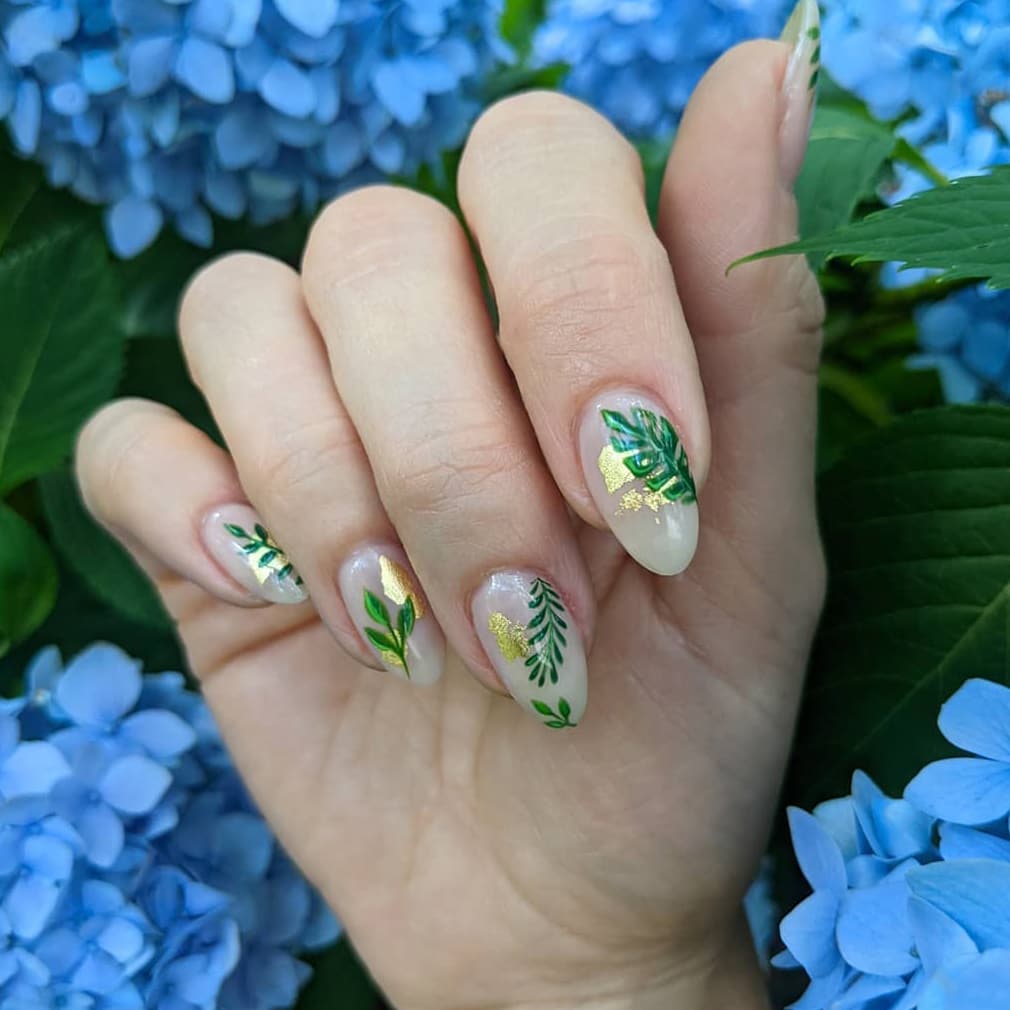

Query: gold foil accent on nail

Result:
[597,445,634,494]
[488,612,530,661]
[379,555,425,618]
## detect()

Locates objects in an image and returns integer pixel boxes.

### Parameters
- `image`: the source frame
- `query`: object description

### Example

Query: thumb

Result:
[656,25,826,625]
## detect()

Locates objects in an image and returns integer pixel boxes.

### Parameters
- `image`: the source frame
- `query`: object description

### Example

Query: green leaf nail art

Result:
[524,577,567,688]
[364,588,414,677]
[532,697,577,730]
[601,407,696,505]
[224,522,304,586]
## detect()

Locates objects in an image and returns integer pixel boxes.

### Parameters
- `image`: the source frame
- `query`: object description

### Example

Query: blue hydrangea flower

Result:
[0,643,341,1010]
[776,678,1010,1009]
[0,0,511,256]
[533,0,792,141]
[906,678,1010,826]
[909,285,1010,404]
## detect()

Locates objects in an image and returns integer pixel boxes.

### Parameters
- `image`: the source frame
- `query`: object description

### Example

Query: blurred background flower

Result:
[775,679,1010,1009]
[0,644,339,1010]
[0,0,511,256]
[533,0,791,140]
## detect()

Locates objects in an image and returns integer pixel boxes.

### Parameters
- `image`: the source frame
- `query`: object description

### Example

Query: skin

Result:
[76,42,825,1010]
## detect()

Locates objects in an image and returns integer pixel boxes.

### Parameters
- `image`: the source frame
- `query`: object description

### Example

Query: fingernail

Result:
[779,0,821,186]
[202,505,307,605]
[338,546,444,685]
[472,570,587,729]
[579,390,699,577]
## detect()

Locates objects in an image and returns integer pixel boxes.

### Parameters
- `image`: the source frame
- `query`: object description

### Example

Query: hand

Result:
[76,36,825,1010]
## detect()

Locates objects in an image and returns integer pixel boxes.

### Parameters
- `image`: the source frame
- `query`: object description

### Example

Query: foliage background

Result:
[3,0,1010,1005]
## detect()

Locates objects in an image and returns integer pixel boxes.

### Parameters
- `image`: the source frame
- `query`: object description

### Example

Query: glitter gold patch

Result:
[488,612,530,661]
[379,555,425,618]
[616,488,670,516]
[597,445,634,494]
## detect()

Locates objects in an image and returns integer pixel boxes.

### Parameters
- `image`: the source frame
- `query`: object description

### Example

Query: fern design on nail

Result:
[525,578,567,688]
[601,407,696,506]
[363,588,414,677]
[532,697,576,730]
[224,522,303,585]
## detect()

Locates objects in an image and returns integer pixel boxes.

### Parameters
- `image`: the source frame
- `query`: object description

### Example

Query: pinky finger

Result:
[76,399,308,609]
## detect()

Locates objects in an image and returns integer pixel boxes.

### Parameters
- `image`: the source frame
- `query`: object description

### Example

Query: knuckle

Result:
[461,91,642,199]
[248,415,361,507]
[507,229,669,353]
[76,400,177,522]
[381,409,534,524]
[304,185,460,292]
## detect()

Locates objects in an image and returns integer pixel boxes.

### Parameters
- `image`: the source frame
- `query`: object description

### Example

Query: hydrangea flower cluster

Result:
[532,0,791,141]
[0,0,510,256]
[911,284,1010,404]
[776,678,1010,1008]
[0,643,339,1009]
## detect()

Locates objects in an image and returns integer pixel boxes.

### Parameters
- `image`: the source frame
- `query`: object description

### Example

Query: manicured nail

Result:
[579,390,699,577]
[779,0,820,186]
[202,505,307,605]
[472,571,587,729]
[338,546,444,685]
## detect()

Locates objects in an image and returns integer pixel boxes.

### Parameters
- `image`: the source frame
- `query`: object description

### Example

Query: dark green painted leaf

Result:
[257,550,277,567]
[0,225,124,494]
[39,469,169,629]
[531,700,553,716]
[363,589,390,627]
[738,165,1010,288]
[399,597,415,639]
[545,720,567,729]
[364,628,397,653]
[224,523,247,537]
[790,405,1010,806]
[795,106,896,270]
[254,523,270,541]
[0,504,58,655]
[558,698,571,719]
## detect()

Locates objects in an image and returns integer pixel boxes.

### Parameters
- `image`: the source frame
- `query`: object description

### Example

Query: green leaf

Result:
[363,589,390,628]
[545,720,567,729]
[0,150,40,253]
[795,106,896,271]
[790,405,1010,806]
[0,504,58,655]
[0,225,124,493]
[531,700,553,717]
[735,165,1010,289]
[558,698,571,719]
[39,469,169,629]
[601,407,697,504]
[500,0,547,54]
[398,596,415,639]
[224,523,247,538]
[364,628,397,653]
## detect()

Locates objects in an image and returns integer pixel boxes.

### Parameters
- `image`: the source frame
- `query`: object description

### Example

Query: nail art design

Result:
[363,588,415,677]
[580,391,700,576]
[224,521,304,587]
[338,546,444,685]
[779,0,821,185]
[601,407,697,506]
[475,571,587,730]
[203,505,308,605]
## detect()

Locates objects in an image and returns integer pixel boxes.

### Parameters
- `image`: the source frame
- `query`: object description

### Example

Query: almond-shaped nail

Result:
[473,571,587,729]
[779,0,821,186]
[579,390,699,577]
[202,505,307,605]
[339,546,444,685]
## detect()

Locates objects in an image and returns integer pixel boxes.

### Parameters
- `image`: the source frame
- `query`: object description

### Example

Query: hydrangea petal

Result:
[920,949,1010,1010]
[837,871,918,976]
[120,710,196,760]
[106,196,163,258]
[76,800,125,868]
[100,755,171,815]
[4,871,64,940]
[938,680,1010,762]
[56,644,143,728]
[259,58,315,117]
[906,758,1010,825]
[274,0,339,38]
[908,859,1010,950]
[940,823,1010,863]
[788,963,848,1010]
[909,897,978,977]
[174,37,234,104]
[787,807,848,895]
[779,890,841,979]
[0,742,71,798]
